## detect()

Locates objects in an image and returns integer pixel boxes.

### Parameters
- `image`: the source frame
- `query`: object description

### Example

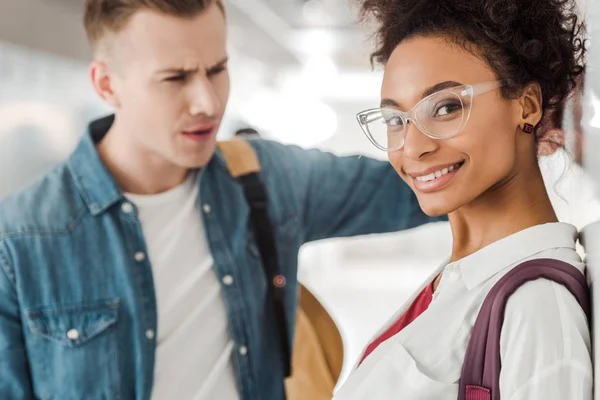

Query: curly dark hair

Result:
[358,0,586,144]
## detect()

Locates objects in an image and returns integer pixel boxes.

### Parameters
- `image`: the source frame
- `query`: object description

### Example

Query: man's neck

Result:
[448,161,558,262]
[96,122,189,195]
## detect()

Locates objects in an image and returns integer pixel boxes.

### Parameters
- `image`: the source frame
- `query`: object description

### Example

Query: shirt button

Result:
[239,345,248,356]
[134,252,146,262]
[203,204,211,214]
[67,329,80,340]
[146,329,155,340]
[222,275,234,286]
[121,202,134,214]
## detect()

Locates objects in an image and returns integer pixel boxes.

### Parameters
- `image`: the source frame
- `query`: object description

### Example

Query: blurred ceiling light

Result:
[238,89,338,147]
[302,54,338,88]
[294,28,337,55]
[279,69,383,102]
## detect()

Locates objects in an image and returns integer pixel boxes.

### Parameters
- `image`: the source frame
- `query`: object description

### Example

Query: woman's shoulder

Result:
[498,251,591,396]
[501,246,587,347]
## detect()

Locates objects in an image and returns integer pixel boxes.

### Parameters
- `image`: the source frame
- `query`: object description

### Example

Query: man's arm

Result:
[253,140,443,243]
[0,242,34,398]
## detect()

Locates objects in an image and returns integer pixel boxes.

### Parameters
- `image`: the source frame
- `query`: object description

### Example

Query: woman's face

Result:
[383,35,534,216]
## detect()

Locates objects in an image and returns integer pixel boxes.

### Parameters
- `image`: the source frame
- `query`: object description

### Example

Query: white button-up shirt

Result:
[334,223,592,400]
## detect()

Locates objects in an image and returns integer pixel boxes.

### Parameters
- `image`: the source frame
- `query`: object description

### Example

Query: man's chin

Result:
[178,144,218,170]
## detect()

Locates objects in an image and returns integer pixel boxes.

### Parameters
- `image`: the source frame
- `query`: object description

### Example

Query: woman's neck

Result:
[448,160,558,262]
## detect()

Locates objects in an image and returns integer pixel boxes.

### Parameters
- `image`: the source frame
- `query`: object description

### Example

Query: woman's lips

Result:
[411,161,465,193]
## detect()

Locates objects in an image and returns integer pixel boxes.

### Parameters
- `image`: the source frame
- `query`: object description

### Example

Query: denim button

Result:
[67,329,80,340]
[121,203,134,214]
[222,275,234,286]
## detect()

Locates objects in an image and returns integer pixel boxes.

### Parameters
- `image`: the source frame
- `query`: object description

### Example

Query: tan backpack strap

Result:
[217,138,261,177]
[285,284,344,400]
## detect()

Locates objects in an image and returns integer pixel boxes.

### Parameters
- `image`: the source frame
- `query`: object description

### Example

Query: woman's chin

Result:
[418,200,455,217]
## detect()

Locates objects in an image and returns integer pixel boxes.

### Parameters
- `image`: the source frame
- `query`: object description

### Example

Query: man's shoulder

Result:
[0,162,86,239]
[241,138,330,173]
[219,138,300,179]
[244,138,297,162]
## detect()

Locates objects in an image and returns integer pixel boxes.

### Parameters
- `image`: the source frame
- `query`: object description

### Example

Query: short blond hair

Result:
[84,0,225,53]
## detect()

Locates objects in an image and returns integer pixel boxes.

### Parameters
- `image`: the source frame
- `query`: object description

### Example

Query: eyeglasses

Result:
[356,80,504,151]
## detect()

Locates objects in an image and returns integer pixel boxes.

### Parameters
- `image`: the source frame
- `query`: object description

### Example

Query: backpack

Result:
[217,138,344,400]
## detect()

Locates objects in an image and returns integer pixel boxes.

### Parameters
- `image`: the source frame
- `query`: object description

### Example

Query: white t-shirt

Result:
[334,222,592,400]
[125,172,240,400]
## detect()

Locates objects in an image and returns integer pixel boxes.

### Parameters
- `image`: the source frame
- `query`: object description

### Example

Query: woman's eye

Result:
[435,102,461,117]
[386,116,404,126]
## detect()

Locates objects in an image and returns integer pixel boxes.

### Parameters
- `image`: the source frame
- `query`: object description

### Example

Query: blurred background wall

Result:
[1,0,600,385]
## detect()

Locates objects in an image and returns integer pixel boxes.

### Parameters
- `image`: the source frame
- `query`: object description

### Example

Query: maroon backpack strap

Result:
[458,258,590,400]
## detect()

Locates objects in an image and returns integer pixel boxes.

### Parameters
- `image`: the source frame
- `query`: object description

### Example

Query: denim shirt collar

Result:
[66,114,230,216]
[67,115,123,216]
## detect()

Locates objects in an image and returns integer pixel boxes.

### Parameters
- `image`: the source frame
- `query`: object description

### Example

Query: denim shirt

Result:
[0,115,440,400]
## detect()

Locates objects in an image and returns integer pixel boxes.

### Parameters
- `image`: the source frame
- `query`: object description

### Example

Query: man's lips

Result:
[181,124,217,142]
[182,124,215,135]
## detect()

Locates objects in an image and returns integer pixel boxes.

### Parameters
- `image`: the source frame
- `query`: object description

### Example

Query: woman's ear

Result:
[519,83,543,129]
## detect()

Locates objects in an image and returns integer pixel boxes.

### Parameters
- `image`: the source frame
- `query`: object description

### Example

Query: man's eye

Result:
[165,75,185,82]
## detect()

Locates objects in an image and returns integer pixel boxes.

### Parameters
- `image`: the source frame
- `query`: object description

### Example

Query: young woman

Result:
[334,0,591,399]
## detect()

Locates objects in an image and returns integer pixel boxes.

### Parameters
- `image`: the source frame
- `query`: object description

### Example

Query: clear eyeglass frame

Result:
[356,80,504,151]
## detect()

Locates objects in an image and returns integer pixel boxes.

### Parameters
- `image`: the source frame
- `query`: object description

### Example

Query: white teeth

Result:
[415,163,461,182]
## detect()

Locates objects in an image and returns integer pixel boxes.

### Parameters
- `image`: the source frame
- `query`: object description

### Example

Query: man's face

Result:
[95,3,229,169]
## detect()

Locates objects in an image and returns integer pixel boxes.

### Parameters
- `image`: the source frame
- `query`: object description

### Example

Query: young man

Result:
[0,1,439,399]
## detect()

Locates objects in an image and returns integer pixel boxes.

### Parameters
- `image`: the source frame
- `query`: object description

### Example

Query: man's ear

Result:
[90,61,121,108]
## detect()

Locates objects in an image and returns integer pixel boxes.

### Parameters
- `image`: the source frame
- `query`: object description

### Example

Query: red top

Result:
[360,278,436,364]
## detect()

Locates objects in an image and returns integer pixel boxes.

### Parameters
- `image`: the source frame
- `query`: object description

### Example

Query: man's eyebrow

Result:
[155,57,229,75]
[206,57,229,74]
[156,66,197,75]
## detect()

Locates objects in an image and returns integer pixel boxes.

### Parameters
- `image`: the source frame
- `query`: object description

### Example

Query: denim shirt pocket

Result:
[24,299,121,400]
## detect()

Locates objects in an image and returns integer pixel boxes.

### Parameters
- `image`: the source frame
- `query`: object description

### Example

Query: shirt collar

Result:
[67,114,230,216]
[456,222,578,290]
[67,115,123,216]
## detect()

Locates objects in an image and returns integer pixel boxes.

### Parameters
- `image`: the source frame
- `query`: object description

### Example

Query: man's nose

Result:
[188,77,220,117]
